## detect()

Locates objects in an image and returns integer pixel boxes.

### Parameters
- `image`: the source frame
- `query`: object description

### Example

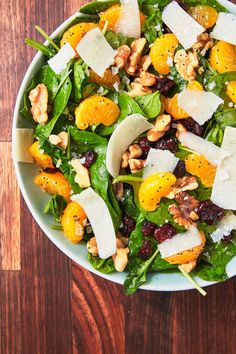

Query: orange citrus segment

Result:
[226,81,236,103]
[139,172,176,211]
[189,5,218,29]
[35,171,71,202]
[75,95,120,130]
[61,201,87,243]
[99,4,145,31]
[89,68,120,88]
[29,141,54,169]
[185,153,216,187]
[164,231,206,264]
[209,41,236,73]
[150,34,179,75]
[163,94,190,119]
[187,80,203,91]
[60,23,100,51]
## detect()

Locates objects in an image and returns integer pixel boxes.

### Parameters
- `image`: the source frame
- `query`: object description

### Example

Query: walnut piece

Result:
[135,71,156,87]
[147,114,171,142]
[173,123,187,140]
[126,38,146,75]
[181,260,197,273]
[121,144,142,168]
[49,131,69,149]
[29,83,48,124]
[87,237,98,256]
[169,192,199,229]
[166,176,199,199]
[174,49,199,82]
[128,82,152,98]
[112,238,129,272]
[71,159,90,188]
[128,158,145,174]
[114,45,132,69]
[192,33,213,56]
[139,55,152,72]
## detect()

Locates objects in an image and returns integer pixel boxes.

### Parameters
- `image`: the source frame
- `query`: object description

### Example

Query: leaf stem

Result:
[113,175,144,184]
[178,265,207,296]
[35,25,60,51]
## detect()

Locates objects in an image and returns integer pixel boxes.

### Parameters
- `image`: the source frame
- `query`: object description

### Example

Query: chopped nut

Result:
[169,192,200,229]
[147,114,171,142]
[129,144,142,159]
[128,158,145,173]
[181,260,197,273]
[189,211,199,221]
[58,132,69,149]
[114,45,132,69]
[112,239,129,272]
[139,55,152,72]
[116,232,129,246]
[128,82,152,98]
[29,83,48,124]
[192,33,213,55]
[121,151,130,168]
[114,182,124,201]
[136,71,156,86]
[49,134,62,146]
[174,49,199,82]
[126,38,146,75]
[87,237,98,256]
[71,159,91,188]
[173,123,187,140]
[166,176,199,199]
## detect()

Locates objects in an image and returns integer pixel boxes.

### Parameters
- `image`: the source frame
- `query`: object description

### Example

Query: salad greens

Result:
[21,0,236,295]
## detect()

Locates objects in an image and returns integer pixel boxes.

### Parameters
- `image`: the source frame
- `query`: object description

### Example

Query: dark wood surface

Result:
[1,1,236,353]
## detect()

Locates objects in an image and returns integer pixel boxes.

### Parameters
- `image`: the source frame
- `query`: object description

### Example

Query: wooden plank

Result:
[71,263,125,354]
[0,143,21,270]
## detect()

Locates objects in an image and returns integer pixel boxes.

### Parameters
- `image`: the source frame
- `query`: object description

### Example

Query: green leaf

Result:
[215,109,236,129]
[20,79,37,120]
[139,0,170,14]
[142,8,163,44]
[149,253,177,271]
[135,91,161,118]
[88,253,115,273]
[120,186,140,219]
[124,249,159,295]
[80,0,119,14]
[25,38,55,58]
[207,72,236,98]
[169,66,187,92]
[90,146,109,200]
[105,31,134,49]
[69,125,107,146]
[44,195,67,223]
[129,214,145,255]
[73,60,88,101]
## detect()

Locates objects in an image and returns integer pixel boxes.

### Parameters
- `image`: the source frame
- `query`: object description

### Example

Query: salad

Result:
[18,0,236,295]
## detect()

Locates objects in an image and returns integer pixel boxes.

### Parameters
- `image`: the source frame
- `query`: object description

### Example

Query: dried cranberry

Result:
[197,200,224,225]
[141,221,156,236]
[138,137,153,158]
[154,223,176,243]
[163,25,172,34]
[139,240,152,260]
[173,160,186,178]
[81,150,97,169]
[154,136,177,153]
[180,118,203,137]
[156,77,175,97]
[119,214,136,236]
[222,232,233,244]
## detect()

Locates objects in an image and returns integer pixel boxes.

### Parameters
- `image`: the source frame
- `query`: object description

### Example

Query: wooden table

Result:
[1,1,236,353]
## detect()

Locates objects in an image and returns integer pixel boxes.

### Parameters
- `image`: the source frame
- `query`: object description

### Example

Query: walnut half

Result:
[169,192,199,229]
[29,83,48,124]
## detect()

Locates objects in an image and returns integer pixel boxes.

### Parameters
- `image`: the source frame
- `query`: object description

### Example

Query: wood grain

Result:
[1,1,236,354]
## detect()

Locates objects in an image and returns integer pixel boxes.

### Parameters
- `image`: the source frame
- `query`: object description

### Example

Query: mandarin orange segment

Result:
[60,22,100,51]
[75,95,120,130]
[163,94,190,119]
[164,231,206,264]
[150,34,179,75]
[209,41,236,73]
[187,80,203,91]
[29,141,54,169]
[99,4,145,31]
[61,201,87,243]
[89,68,120,88]
[35,171,71,202]
[185,154,216,187]
[139,172,176,211]
[226,81,236,103]
[189,5,218,29]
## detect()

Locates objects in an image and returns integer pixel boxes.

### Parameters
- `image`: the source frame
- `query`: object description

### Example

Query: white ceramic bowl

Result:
[12,0,236,292]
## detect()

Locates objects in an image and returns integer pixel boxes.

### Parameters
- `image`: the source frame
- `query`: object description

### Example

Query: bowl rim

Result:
[12,1,236,293]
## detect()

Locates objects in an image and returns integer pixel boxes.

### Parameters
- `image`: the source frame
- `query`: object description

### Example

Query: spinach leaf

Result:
[203,120,223,145]
[88,254,115,273]
[142,8,163,44]
[90,145,109,200]
[195,181,212,201]
[139,0,170,14]
[80,0,119,14]
[149,253,177,271]
[20,79,37,120]
[33,65,59,103]
[197,221,217,239]
[169,66,187,92]
[196,54,216,86]
[69,125,107,146]
[121,186,140,218]
[44,195,67,223]
[215,109,236,129]
[135,91,161,118]
[124,249,159,295]
[105,31,134,49]
[195,236,236,282]
[129,214,145,255]
[25,38,55,58]
[207,72,236,98]
[73,60,88,101]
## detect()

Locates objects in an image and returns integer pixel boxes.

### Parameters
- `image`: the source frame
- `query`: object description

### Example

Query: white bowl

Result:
[12,0,236,292]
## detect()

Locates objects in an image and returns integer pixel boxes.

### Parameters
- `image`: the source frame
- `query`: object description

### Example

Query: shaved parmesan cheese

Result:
[76,28,116,77]
[211,212,236,243]
[143,149,179,178]
[15,128,34,163]
[158,227,202,258]
[115,0,141,39]
[178,89,223,125]
[48,43,76,74]
[71,188,116,259]
[106,114,153,178]
[162,1,204,49]
[179,132,230,166]
[211,126,236,210]
[211,12,236,46]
